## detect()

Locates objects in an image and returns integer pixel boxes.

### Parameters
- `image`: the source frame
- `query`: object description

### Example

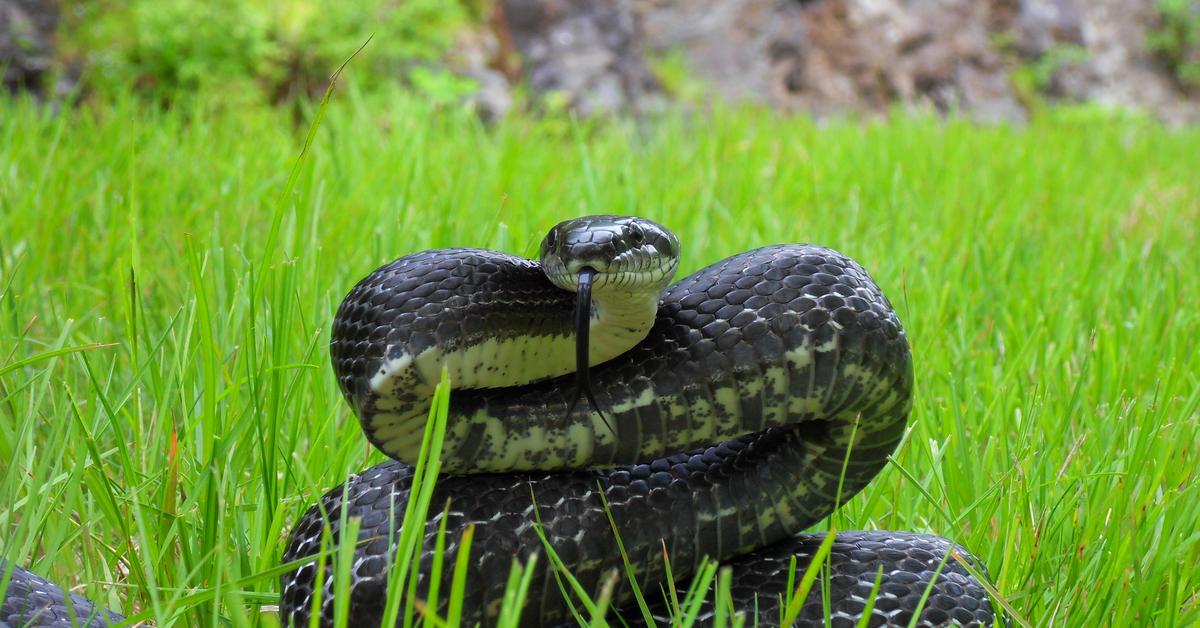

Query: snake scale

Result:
[1,216,998,627]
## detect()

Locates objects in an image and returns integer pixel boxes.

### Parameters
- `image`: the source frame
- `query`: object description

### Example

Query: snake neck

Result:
[338,246,910,482]
[586,287,660,366]
[335,251,666,471]
[364,289,660,470]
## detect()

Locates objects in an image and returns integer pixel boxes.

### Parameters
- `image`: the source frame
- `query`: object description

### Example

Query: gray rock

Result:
[500,0,661,116]
[634,0,1196,123]
[639,0,1026,121]
[1072,0,1198,124]
[448,20,516,122]
[640,0,806,108]
[1011,0,1085,57]
[1,0,58,94]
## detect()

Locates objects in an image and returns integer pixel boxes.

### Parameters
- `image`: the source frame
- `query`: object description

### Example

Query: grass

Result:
[0,88,1198,626]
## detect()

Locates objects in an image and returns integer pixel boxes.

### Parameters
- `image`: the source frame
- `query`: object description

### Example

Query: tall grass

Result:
[0,90,1197,625]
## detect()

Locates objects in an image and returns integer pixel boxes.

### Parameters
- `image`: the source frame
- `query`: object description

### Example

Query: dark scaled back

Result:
[634,532,998,627]
[1,563,125,628]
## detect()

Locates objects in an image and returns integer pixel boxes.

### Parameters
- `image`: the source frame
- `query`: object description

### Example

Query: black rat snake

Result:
[2,216,998,627]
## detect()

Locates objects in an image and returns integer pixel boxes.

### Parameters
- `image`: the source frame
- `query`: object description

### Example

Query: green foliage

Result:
[1006,45,1089,113]
[269,0,470,98]
[58,0,472,100]
[1,92,1199,625]
[647,49,707,104]
[1147,0,1200,86]
[1012,45,1089,94]
[990,26,1091,112]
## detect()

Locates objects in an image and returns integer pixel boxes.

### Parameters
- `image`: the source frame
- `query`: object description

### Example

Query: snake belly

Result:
[279,244,998,626]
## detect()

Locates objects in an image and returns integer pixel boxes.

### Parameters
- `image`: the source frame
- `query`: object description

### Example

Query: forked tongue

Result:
[567,267,613,434]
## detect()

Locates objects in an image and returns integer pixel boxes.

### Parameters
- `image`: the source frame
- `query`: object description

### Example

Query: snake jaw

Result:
[568,266,614,434]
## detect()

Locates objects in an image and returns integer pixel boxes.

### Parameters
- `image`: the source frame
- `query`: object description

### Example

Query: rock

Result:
[1072,0,1198,124]
[1010,0,1085,57]
[994,0,1198,122]
[638,0,1027,122]
[448,13,516,122]
[0,0,58,94]
[635,0,1197,123]
[499,0,661,116]
[639,0,806,109]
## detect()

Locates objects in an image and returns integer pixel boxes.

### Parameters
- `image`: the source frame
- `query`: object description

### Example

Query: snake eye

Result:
[628,223,646,244]
[544,228,558,251]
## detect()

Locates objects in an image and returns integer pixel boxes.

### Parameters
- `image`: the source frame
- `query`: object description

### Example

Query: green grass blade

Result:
[854,566,884,628]
[780,531,837,626]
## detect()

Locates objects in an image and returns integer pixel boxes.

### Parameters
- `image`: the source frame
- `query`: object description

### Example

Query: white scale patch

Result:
[784,342,816,369]
[369,350,415,395]
[604,385,658,415]
[783,340,829,414]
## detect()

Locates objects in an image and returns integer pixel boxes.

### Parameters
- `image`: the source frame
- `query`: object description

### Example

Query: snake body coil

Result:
[0,216,998,627]
[280,216,997,626]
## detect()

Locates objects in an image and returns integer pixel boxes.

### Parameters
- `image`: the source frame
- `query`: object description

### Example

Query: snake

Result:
[1,215,998,627]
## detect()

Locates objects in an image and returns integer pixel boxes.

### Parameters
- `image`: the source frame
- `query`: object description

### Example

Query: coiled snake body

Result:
[1,216,997,627]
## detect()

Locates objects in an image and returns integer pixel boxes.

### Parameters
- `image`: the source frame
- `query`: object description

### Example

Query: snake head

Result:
[539,215,680,294]
[539,215,680,432]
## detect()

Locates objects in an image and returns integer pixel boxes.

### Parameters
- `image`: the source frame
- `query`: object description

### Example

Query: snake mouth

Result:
[542,254,677,293]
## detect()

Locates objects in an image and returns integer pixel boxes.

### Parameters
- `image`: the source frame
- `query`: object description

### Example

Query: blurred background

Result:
[2,0,1198,123]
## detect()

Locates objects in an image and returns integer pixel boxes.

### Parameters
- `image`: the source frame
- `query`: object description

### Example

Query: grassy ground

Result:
[0,91,1197,626]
